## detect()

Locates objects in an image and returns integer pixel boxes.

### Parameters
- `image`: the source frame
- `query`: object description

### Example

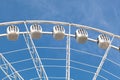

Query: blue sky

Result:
[0,0,120,80]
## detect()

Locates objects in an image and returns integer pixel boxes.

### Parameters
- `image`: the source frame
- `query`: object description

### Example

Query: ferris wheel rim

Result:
[0,20,119,51]
[0,20,120,80]
[0,20,119,39]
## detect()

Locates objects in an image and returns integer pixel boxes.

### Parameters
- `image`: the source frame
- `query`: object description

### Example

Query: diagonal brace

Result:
[23,22,48,80]
[92,36,114,80]
[0,53,24,80]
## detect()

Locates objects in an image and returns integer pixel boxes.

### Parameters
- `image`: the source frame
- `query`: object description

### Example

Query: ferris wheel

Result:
[0,20,120,80]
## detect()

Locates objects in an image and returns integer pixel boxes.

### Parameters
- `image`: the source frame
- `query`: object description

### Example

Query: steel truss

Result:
[92,36,115,80]
[0,53,24,80]
[0,20,119,80]
[23,22,48,80]
[66,24,71,80]
[0,20,119,50]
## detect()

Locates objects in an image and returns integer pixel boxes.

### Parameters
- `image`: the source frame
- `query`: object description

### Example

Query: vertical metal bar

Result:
[23,22,48,80]
[66,24,71,80]
[92,36,114,80]
[0,53,24,80]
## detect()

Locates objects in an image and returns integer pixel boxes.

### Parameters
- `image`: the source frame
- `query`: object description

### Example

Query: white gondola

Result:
[53,25,65,40]
[30,24,42,39]
[7,25,19,40]
[97,34,110,49]
[75,29,88,43]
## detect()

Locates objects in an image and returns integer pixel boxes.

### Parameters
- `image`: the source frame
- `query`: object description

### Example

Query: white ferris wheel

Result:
[0,20,120,80]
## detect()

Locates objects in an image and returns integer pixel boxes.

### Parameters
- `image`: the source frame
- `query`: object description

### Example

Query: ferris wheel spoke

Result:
[23,22,48,80]
[2,46,65,56]
[70,66,108,80]
[92,36,115,80]
[2,67,35,80]
[30,77,74,80]
[71,48,102,58]
[0,53,24,80]
[102,69,120,80]
[70,60,97,69]
[66,24,71,80]
[2,48,27,55]
[0,20,120,80]
[106,58,120,68]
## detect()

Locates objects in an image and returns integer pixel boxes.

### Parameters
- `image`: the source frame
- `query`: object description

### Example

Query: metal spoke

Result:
[23,22,48,80]
[92,36,114,80]
[66,24,71,80]
[0,53,24,80]
[0,20,119,80]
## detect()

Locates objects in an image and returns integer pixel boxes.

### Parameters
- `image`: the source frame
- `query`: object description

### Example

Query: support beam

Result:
[92,36,114,80]
[66,24,71,80]
[23,22,48,80]
[0,53,24,80]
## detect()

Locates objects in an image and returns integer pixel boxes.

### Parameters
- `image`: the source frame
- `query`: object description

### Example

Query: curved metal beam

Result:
[0,31,119,51]
[0,20,119,39]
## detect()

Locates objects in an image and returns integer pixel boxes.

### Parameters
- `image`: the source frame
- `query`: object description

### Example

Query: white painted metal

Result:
[66,24,71,80]
[2,32,118,50]
[0,20,119,51]
[23,22,48,80]
[0,20,119,80]
[0,20,120,39]
[0,53,24,80]
[30,77,74,80]
[92,36,114,80]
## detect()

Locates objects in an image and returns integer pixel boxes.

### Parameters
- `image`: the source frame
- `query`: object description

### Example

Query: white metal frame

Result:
[0,53,24,80]
[66,24,71,80]
[92,36,115,80]
[23,22,48,80]
[0,20,119,50]
[0,20,119,80]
